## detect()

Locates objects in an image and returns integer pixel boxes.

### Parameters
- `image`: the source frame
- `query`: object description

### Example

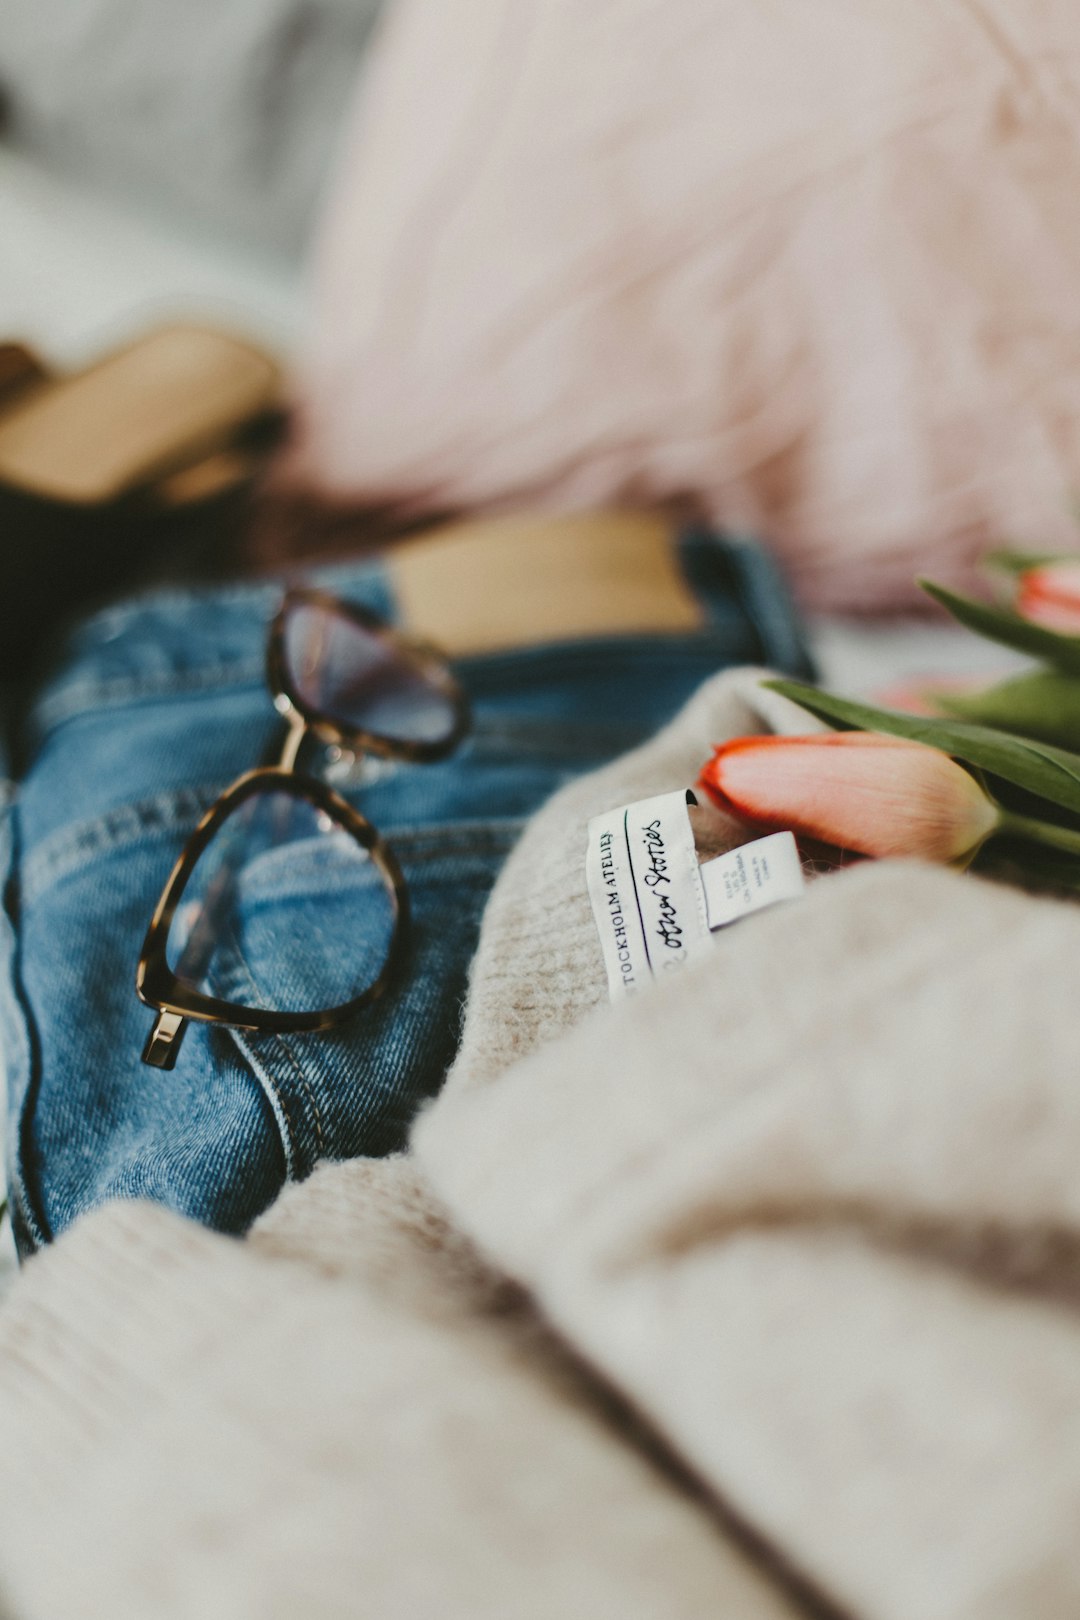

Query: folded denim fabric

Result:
[1,535,808,1251]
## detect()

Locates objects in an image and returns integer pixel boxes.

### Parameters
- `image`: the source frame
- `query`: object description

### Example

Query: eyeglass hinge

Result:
[142,1010,188,1070]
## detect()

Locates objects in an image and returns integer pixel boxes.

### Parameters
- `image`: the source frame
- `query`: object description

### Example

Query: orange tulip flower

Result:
[698,732,1000,863]
[874,675,987,717]
[1015,561,1080,634]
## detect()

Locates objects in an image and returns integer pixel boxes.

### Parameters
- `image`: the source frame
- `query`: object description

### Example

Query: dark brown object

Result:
[0,325,283,682]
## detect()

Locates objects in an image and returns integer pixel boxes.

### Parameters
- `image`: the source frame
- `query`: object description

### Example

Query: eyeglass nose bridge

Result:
[275,712,308,773]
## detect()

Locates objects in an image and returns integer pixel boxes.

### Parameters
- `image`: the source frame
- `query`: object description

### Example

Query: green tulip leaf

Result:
[977,840,1080,895]
[763,678,1080,816]
[932,669,1080,753]
[917,579,1080,673]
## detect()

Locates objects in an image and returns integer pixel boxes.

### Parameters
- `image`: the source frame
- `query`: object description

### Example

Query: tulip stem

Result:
[996,811,1080,856]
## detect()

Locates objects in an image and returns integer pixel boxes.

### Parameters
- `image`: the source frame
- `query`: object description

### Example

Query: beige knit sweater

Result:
[2,671,1080,1619]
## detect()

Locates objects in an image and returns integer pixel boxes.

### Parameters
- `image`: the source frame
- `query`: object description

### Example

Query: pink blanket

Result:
[294,0,1080,612]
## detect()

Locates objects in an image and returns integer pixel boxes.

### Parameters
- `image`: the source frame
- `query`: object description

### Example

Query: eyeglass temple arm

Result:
[142,1010,189,1070]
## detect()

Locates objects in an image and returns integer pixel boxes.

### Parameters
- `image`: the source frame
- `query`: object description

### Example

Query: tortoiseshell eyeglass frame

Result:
[136,586,470,1070]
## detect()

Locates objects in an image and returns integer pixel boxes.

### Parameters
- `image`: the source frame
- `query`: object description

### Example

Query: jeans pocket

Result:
[9,792,295,1250]
[217,821,523,1180]
[8,795,522,1249]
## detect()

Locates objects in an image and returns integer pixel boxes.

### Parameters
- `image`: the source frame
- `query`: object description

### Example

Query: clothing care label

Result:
[585,789,805,1002]
[699,829,805,929]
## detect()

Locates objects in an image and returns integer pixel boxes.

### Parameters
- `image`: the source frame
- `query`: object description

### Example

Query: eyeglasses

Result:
[136,586,470,1069]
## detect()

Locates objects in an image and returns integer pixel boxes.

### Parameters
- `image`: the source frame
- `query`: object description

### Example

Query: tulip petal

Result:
[1017,563,1080,634]
[700,733,999,863]
[766,677,1080,817]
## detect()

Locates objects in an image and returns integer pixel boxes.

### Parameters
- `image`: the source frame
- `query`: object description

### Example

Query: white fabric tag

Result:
[587,794,806,1001]
[586,789,711,1001]
[699,831,805,928]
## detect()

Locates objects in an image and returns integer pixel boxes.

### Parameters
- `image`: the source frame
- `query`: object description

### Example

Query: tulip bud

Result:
[874,675,986,717]
[698,732,1000,864]
[1015,561,1080,634]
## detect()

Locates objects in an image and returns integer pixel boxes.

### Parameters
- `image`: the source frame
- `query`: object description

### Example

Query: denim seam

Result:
[83,562,390,622]
[212,935,330,1168]
[268,1034,326,1161]
[228,1030,298,1182]
[3,803,51,1254]
[30,561,396,738]
[454,631,753,685]
[20,788,225,905]
[725,536,813,678]
[392,826,523,864]
[33,651,725,743]
[23,808,525,903]
[62,570,386,649]
[462,722,645,760]
[34,660,268,736]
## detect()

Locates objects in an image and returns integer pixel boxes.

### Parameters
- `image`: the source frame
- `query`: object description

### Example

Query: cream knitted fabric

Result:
[446,667,807,1093]
[415,669,1080,1620]
[0,1157,799,1620]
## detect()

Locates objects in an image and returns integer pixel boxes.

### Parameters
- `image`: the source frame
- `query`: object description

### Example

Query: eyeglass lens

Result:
[282,599,460,748]
[166,788,397,1017]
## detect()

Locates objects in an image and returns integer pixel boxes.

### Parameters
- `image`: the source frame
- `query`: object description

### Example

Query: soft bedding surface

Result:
[0,0,386,256]
[0,145,301,366]
[296,0,1080,613]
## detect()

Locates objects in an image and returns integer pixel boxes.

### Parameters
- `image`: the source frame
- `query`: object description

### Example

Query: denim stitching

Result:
[462,720,644,761]
[3,801,52,1253]
[74,561,389,628]
[455,631,752,688]
[388,825,523,865]
[227,1030,298,1183]
[212,942,326,1167]
[267,1033,326,1160]
[35,629,744,737]
[35,660,267,735]
[208,946,301,1175]
[22,804,524,902]
[20,788,225,904]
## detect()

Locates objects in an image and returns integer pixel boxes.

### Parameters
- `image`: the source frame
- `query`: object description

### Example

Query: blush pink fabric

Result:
[294,0,1080,612]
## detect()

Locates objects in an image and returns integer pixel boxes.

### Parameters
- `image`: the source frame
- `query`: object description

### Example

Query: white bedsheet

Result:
[0,144,302,366]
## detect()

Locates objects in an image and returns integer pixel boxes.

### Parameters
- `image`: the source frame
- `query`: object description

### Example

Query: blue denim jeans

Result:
[1,532,810,1253]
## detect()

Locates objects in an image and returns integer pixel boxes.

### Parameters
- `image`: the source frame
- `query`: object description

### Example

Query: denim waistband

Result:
[23,531,809,747]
